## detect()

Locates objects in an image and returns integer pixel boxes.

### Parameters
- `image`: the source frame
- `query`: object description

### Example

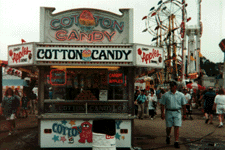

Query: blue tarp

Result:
[2,79,24,86]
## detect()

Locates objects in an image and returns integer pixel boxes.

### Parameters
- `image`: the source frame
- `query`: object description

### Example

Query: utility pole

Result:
[0,60,8,104]
[196,0,202,85]
[219,39,225,89]
[182,0,187,81]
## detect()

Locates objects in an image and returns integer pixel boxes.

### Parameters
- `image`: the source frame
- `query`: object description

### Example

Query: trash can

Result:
[92,119,116,150]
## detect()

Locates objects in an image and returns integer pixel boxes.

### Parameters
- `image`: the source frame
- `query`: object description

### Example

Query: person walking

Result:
[134,90,140,118]
[148,89,157,120]
[159,81,187,148]
[30,91,37,115]
[15,88,22,118]
[203,87,216,124]
[144,91,149,116]
[136,90,147,120]
[1,88,20,135]
[21,92,29,118]
[213,89,225,128]
[183,88,193,120]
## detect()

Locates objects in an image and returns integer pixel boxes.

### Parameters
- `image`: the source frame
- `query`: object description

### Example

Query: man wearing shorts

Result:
[159,81,187,148]
[214,89,225,128]
[203,87,216,124]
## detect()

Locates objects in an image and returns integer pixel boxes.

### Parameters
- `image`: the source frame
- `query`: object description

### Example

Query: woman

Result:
[21,92,29,118]
[15,88,22,118]
[2,88,20,135]
[136,90,147,120]
[148,89,157,120]
[144,91,149,116]
[134,90,140,118]
[214,89,225,128]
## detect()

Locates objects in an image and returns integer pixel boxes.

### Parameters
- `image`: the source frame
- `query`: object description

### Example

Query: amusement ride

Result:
[143,0,202,83]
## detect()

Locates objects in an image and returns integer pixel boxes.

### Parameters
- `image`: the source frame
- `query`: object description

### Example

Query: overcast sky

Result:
[0,0,224,63]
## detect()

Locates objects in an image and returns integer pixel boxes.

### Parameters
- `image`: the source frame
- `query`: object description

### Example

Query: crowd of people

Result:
[134,81,225,149]
[0,87,38,135]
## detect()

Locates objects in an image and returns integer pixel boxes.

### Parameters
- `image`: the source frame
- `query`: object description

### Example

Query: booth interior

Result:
[37,65,136,115]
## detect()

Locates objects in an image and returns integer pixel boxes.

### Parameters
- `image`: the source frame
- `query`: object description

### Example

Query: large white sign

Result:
[40,7,133,44]
[135,45,164,68]
[36,47,133,62]
[40,119,131,148]
[8,43,34,66]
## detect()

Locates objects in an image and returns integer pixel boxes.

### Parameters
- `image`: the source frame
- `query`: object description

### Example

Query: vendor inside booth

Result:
[7,7,164,149]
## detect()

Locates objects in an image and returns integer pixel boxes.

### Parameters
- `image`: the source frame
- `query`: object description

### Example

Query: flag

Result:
[21,39,26,44]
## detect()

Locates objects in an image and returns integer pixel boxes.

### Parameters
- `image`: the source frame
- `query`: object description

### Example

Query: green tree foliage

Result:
[200,57,220,77]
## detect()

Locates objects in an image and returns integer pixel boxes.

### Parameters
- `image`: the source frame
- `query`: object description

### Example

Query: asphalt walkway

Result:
[0,108,225,150]
[133,107,225,150]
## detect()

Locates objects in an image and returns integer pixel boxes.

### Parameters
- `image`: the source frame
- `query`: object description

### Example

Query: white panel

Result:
[8,44,34,66]
[40,119,132,148]
[135,44,164,68]
[36,47,133,62]
[41,7,132,44]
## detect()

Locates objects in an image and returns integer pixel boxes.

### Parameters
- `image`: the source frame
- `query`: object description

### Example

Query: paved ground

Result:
[133,108,225,150]
[0,108,225,150]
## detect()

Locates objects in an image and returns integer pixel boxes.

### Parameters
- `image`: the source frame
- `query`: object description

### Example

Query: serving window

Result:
[44,67,128,101]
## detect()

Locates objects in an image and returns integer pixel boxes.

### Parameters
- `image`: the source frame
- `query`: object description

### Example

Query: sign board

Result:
[36,47,133,62]
[99,90,108,101]
[135,44,164,68]
[40,120,131,148]
[219,39,225,52]
[44,102,127,113]
[87,104,124,113]
[40,7,133,44]
[62,105,86,113]
[50,69,67,86]
[8,43,34,66]
[108,71,124,85]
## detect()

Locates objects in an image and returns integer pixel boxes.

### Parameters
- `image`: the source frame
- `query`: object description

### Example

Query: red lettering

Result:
[55,30,67,41]
[109,79,123,84]
[109,73,122,78]
[106,135,114,139]
[54,29,116,42]
[10,47,32,63]
[140,49,161,64]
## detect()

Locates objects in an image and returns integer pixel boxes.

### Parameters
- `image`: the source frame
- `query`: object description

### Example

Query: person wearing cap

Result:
[159,81,187,148]
[203,87,216,124]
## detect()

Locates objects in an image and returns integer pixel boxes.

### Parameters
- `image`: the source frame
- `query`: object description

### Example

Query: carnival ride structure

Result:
[143,0,202,82]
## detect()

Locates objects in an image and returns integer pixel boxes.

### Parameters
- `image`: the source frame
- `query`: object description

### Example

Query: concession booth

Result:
[7,7,164,149]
